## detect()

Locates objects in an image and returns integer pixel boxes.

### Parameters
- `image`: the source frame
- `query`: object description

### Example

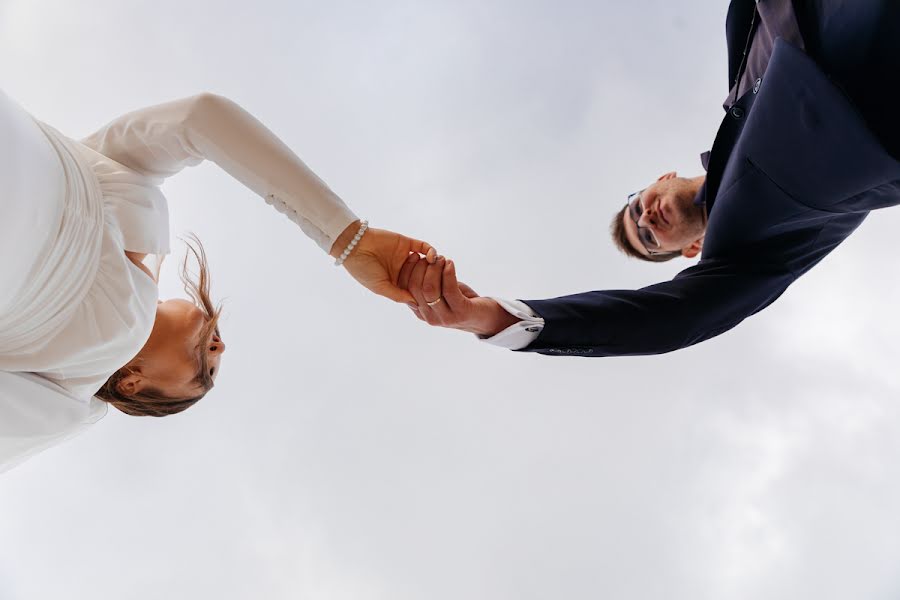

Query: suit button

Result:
[753,77,762,93]
[731,106,745,119]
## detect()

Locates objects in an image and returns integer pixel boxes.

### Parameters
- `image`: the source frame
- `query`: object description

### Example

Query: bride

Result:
[0,90,436,473]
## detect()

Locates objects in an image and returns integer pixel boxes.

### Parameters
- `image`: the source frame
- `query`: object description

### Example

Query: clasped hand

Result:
[398,254,519,337]
[336,224,438,304]
[333,221,517,336]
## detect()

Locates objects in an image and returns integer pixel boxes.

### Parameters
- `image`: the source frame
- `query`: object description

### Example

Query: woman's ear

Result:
[116,370,145,396]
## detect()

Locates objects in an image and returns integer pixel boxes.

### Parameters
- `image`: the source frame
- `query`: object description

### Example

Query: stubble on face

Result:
[642,178,707,251]
[672,190,705,233]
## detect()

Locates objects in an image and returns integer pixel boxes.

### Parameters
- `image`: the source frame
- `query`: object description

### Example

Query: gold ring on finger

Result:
[426,296,444,307]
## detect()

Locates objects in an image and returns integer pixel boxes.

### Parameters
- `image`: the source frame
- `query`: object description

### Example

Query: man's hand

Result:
[333,221,437,304]
[398,254,520,336]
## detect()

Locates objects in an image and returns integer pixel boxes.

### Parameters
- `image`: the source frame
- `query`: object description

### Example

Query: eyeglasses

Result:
[626,190,664,255]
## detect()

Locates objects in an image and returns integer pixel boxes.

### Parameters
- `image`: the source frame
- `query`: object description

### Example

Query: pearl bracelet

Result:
[334,220,369,266]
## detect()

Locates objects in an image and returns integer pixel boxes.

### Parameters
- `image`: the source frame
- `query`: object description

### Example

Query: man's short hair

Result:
[610,205,681,263]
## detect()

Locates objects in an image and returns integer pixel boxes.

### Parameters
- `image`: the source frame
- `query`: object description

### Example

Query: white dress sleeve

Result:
[0,371,107,474]
[80,93,358,253]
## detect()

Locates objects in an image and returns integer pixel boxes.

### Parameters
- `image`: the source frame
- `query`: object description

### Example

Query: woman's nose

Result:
[209,335,225,355]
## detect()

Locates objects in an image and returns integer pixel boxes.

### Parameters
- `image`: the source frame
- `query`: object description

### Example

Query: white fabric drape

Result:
[0,371,106,474]
[0,120,105,359]
[0,90,118,473]
[0,89,159,397]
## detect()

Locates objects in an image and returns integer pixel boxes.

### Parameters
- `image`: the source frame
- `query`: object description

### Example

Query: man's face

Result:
[623,173,707,257]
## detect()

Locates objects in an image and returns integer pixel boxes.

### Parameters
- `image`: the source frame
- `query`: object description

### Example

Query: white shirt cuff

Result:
[477,297,544,350]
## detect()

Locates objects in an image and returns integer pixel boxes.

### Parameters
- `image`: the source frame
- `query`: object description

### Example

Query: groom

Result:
[401,0,900,357]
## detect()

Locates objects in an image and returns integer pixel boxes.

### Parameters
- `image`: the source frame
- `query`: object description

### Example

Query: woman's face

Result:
[121,298,225,398]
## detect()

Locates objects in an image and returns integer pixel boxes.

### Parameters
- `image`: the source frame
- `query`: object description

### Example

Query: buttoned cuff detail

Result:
[476,297,544,350]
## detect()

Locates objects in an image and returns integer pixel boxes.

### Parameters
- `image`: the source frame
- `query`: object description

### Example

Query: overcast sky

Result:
[3,1,900,599]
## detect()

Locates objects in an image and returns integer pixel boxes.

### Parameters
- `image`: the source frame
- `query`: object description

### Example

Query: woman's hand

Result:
[333,222,437,303]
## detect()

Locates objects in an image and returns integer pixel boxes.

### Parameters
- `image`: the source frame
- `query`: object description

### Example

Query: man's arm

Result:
[402,256,796,357]
[519,259,794,356]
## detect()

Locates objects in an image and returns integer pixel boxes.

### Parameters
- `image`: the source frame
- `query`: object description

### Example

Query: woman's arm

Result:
[81,93,355,254]
[82,93,436,302]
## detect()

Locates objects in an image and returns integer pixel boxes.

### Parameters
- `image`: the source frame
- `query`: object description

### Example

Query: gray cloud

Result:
[3,1,899,599]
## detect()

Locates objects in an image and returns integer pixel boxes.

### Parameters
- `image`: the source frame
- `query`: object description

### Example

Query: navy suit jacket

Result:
[519,1,900,357]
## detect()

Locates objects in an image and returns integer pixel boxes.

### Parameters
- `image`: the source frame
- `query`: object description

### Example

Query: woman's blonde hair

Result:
[96,233,223,417]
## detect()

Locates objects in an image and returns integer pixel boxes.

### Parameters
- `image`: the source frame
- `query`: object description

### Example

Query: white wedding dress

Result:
[0,90,357,473]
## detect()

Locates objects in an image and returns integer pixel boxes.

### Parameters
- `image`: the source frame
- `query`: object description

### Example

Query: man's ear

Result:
[657,171,677,182]
[681,238,703,258]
